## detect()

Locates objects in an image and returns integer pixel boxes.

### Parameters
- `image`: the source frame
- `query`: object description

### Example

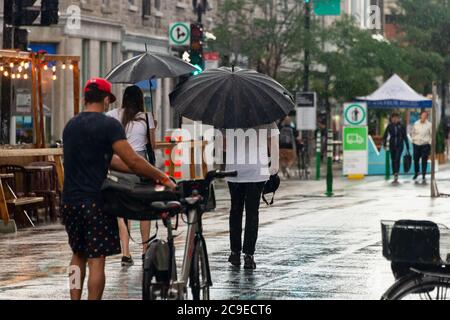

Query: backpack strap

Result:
[123,218,158,245]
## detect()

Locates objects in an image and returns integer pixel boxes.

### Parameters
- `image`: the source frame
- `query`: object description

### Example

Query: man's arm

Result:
[112,140,176,189]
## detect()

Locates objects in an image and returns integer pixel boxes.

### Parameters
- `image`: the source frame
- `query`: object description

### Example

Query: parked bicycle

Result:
[381,220,450,300]
[142,170,237,300]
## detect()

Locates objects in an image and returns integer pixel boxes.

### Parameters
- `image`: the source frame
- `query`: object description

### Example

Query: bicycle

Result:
[381,220,450,300]
[142,170,237,300]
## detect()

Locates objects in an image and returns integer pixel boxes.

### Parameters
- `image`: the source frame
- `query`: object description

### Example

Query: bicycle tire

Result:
[189,237,211,300]
[382,272,450,300]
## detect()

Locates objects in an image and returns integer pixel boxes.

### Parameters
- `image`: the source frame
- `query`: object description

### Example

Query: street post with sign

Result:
[169,22,191,47]
[296,92,317,180]
[343,102,369,178]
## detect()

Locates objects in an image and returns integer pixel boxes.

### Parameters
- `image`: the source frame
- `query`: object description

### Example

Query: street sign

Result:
[296,92,317,131]
[169,22,190,46]
[343,127,368,151]
[314,0,341,16]
[343,126,368,175]
[344,102,367,127]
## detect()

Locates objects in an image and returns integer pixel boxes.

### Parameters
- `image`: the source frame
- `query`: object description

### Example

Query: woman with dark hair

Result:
[107,85,156,267]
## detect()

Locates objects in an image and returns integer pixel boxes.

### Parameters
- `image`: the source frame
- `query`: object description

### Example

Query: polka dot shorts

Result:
[61,202,121,259]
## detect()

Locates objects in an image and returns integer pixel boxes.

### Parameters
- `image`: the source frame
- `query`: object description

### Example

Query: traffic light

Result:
[41,0,59,26]
[190,23,205,75]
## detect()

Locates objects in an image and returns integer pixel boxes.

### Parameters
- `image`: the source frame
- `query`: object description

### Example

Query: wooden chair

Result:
[25,162,60,222]
[0,165,44,227]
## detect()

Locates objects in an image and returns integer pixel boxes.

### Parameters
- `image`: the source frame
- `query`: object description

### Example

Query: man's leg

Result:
[69,253,87,300]
[422,144,431,178]
[243,182,265,255]
[413,144,420,176]
[87,257,106,300]
[390,149,399,176]
[228,182,246,254]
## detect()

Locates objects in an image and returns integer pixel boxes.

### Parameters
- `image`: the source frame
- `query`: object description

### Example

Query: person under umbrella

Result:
[170,67,294,269]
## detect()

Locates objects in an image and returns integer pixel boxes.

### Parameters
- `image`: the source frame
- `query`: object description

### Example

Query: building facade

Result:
[0,0,219,143]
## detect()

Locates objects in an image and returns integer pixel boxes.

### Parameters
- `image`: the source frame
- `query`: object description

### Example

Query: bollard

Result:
[326,129,334,197]
[385,142,391,181]
[316,131,321,181]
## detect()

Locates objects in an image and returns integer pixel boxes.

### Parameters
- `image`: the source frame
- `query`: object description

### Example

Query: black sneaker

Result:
[413,173,419,180]
[228,252,241,267]
[244,255,256,270]
[121,256,134,267]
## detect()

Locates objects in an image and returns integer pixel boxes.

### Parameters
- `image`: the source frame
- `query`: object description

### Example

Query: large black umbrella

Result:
[169,67,295,129]
[105,51,198,84]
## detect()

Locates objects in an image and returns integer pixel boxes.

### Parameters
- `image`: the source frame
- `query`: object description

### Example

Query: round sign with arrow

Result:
[169,22,190,46]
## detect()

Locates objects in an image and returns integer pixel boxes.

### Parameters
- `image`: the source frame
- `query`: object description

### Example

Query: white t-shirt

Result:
[225,123,280,183]
[106,108,155,152]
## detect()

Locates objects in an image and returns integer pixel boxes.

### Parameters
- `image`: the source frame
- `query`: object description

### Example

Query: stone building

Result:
[0,0,219,143]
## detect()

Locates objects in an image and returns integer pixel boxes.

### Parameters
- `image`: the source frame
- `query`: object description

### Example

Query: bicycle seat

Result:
[150,201,182,216]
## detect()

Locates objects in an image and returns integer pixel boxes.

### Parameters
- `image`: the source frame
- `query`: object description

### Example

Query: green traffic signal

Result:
[192,64,204,76]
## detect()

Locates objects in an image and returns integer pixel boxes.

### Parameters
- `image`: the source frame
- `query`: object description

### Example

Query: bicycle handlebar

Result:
[207,170,238,180]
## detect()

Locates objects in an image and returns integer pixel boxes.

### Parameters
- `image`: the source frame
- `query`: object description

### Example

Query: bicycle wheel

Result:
[382,272,450,300]
[189,237,211,300]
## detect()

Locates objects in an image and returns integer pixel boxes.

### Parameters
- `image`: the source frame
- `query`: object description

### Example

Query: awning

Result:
[357,74,432,109]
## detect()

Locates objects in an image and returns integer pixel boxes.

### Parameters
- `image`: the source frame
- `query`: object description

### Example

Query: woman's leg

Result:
[140,221,151,254]
[228,182,246,254]
[118,218,131,257]
[243,182,265,256]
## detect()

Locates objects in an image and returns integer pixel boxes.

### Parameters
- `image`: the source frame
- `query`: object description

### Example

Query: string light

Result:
[52,65,56,72]
[9,62,14,68]
[69,64,74,70]
[3,71,8,77]
[62,63,66,70]
[24,62,30,69]
[0,66,4,72]
[20,61,24,67]
[23,74,28,80]
[43,64,49,71]
[52,73,57,81]
[18,66,23,73]
[16,73,21,79]
[11,74,16,79]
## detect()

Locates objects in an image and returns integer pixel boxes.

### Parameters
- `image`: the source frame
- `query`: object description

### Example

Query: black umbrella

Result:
[105,51,198,84]
[169,67,295,129]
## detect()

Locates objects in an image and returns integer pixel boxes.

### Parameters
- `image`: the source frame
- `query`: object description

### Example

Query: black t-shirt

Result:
[62,112,127,204]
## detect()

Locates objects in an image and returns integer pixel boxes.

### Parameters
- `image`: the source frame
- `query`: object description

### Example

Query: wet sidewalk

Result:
[2,167,450,300]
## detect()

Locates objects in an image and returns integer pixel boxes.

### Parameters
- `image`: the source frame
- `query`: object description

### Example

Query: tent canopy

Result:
[357,74,432,109]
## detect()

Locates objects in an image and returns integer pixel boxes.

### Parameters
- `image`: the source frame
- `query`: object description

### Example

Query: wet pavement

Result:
[2,166,450,300]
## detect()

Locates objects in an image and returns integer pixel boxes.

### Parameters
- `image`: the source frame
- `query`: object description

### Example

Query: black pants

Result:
[390,146,404,175]
[413,144,431,177]
[228,182,265,256]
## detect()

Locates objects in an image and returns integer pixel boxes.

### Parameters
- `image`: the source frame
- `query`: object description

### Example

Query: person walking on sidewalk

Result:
[225,123,280,269]
[62,78,175,300]
[106,85,156,267]
[278,116,298,179]
[383,112,410,183]
[411,110,432,182]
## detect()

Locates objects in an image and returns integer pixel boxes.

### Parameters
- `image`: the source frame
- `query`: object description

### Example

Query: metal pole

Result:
[316,130,321,180]
[302,0,312,172]
[326,128,334,197]
[431,83,439,197]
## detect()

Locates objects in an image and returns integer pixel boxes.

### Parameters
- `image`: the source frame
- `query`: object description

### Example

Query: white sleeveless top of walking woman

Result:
[106,108,155,153]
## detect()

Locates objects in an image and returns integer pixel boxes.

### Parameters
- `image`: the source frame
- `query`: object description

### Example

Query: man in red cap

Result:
[62,78,176,300]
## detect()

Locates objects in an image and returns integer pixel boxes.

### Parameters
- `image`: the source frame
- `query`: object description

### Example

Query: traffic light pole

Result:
[1,1,14,144]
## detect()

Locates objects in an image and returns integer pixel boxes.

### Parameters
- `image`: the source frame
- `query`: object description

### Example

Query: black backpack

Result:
[279,125,295,147]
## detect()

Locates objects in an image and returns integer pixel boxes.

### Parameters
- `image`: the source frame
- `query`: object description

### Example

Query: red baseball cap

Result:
[84,78,117,103]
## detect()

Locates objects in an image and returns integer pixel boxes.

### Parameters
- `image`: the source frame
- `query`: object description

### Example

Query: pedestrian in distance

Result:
[62,78,176,300]
[278,116,298,179]
[411,110,432,182]
[383,112,410,184]
[106,85,157,268]
[224,123,280,270]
